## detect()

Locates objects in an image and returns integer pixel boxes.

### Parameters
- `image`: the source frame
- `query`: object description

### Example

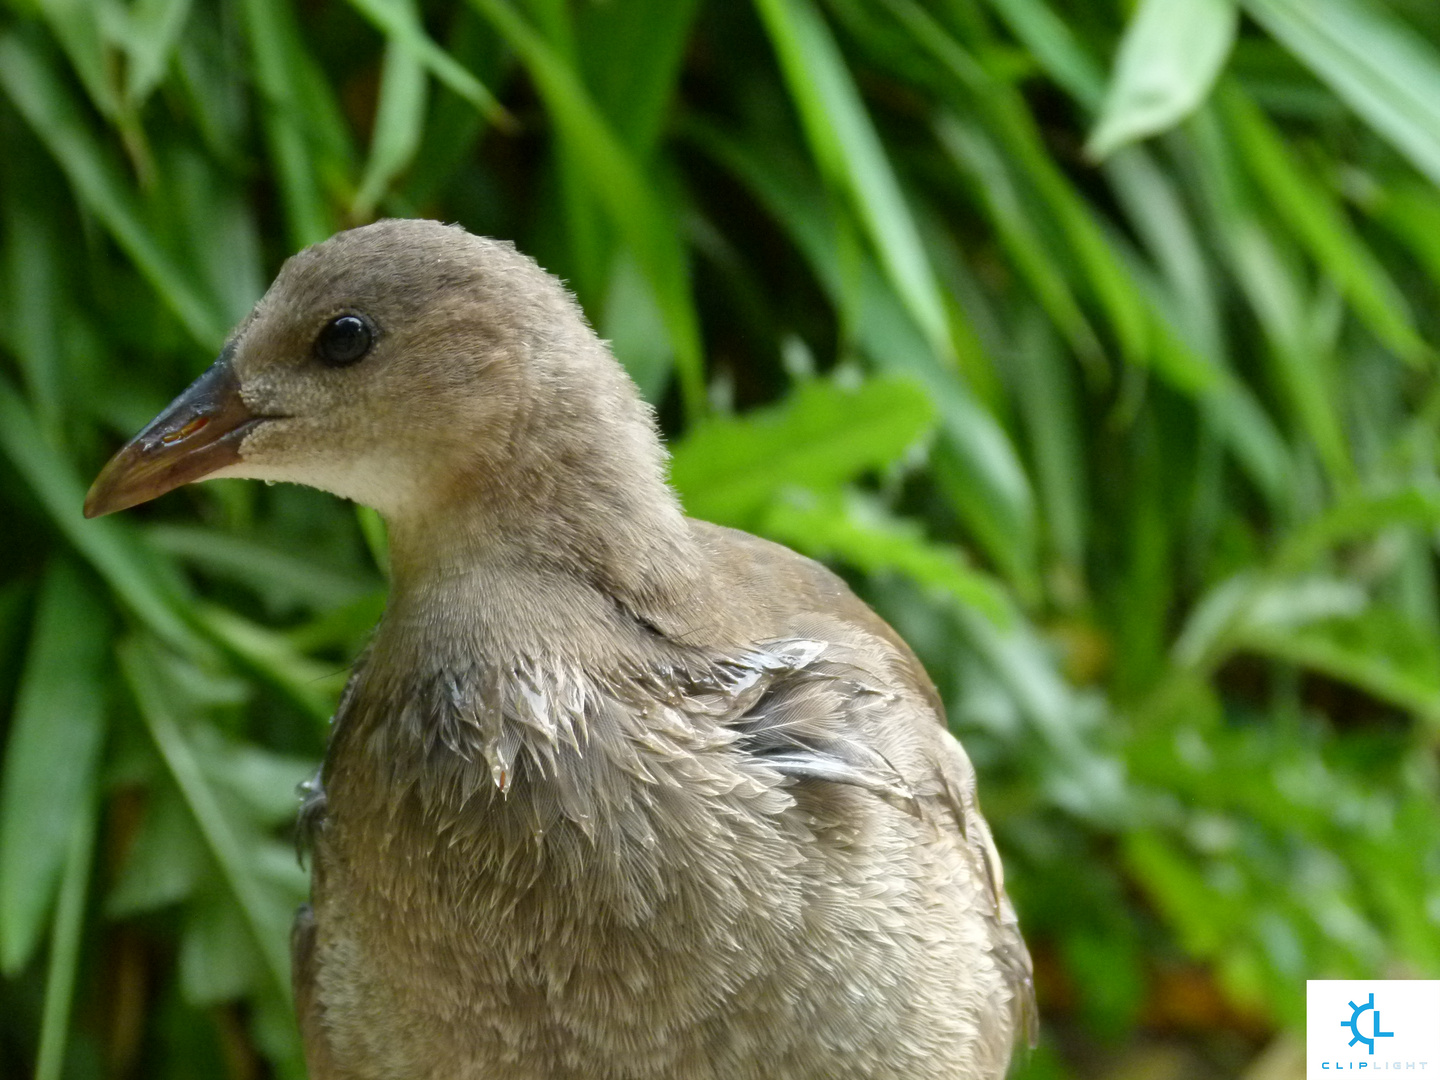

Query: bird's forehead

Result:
[267,235,461,317]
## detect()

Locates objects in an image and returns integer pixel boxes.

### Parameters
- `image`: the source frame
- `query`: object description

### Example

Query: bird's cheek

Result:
[210,418,341,486]
[224,421,424,517]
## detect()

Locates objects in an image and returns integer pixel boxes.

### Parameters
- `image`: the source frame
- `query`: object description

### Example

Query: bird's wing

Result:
[724,636,1037,1049]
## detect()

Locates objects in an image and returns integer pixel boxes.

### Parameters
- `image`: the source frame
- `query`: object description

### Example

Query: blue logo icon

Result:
[1341,993,1394,1055]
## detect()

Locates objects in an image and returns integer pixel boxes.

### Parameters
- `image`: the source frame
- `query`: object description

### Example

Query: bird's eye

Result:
[315,315,374,367]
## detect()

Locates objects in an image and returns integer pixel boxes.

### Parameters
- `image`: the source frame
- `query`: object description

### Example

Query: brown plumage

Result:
[86,219,1034,1079]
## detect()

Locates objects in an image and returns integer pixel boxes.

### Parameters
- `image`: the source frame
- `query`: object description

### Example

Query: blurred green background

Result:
[2,0,1439,1076]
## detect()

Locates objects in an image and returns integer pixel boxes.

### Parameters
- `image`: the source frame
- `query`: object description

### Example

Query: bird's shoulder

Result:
[685,520,938,690]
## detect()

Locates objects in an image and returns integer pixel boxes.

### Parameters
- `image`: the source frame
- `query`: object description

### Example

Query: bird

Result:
[85,218,1034,1080]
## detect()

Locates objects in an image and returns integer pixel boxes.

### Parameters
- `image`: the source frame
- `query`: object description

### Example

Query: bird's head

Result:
[84,219,667,535]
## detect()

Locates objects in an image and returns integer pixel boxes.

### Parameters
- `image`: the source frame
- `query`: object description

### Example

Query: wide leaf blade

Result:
[1088,0,1238,159]
[670,376,936,526]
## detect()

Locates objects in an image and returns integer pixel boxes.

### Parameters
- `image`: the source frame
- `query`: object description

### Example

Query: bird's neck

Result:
[377,477,714,668]
[328,488,732,841]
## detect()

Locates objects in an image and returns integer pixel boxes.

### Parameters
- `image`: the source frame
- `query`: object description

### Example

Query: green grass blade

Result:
[1244,0,1440,189]
[355,505,390,579]
[980,0,1106,106]
[762,488,1010,624]
[145,524,376,610]
[1221,84,1427,365]
[1099,146,1295,501]
[1188,114,1356,484]
[1254,248,1354,482]
[1277,486,1440,570]
[353,37,429,219]
[345,0,507,121]
[1087,0,1237,160]
[470,0,705,417]
[754,0,954,362]
[194,605,346,726]
[936,116,1103,368]
[1201,379,1293,507]
[107,786,208,917]
[575,0,700,156]
[1372,181,1440,292]
[119,639,293,1003]
[121,0,194,106]
[394,9,506,210]
[882,3,1152,375]
[1009,315,1088,570]
[32,0,120,119]
[1103,146,1223,361]
[601,252,674,402]
[0,379,197,651]
[1230,226,1354,484]
[239,0,343,248]
[32,786,96,1080]
[1,198,65,435]
[0,559,107,975]
[1236,608,1440,729]
[163,151,267,327]
[0,34,227,348]
[688,122,1040,589]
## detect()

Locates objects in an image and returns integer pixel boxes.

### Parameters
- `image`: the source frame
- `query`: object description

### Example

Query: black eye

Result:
[315,315,374,367]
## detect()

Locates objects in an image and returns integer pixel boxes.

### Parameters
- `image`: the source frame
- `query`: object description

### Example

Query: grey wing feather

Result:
[726,649,916,804]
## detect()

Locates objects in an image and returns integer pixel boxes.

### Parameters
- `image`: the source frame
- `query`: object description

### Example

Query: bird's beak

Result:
[84,350,265,518]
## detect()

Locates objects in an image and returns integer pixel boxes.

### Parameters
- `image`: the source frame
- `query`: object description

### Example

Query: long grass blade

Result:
[32,787,96,1080]
[0,379,196,651]
[671,376,936,525]
[239,0,345,248]
[575,0,699,156]
[0,560,107,975]
[1221,84,1427,364]
[0,34,227,348]
[121,0,194,106]
[762,488,1010,624]
[469,0,706,418]
[345,0,508,121]
[353,36,429,219]
[119,640,293,1003]
[1244,0,1440,189]
[687,120,1040,589]
[753,0,954,362]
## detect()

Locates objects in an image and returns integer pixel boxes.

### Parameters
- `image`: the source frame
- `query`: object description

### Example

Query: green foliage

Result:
[1,0,1439,1076]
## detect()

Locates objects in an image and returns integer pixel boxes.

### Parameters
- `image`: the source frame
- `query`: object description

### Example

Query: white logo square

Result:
[1307,981,1440,1077]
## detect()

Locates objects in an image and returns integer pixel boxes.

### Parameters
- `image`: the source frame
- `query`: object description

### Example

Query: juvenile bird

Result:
[85,219,1034,1080]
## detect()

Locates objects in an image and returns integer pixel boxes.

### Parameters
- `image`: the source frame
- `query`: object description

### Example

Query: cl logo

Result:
[1342,993,1395,1055]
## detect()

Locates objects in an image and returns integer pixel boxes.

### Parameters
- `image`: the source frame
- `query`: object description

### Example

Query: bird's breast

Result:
[307,735,810,1079]
[301,651,1019,1079]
